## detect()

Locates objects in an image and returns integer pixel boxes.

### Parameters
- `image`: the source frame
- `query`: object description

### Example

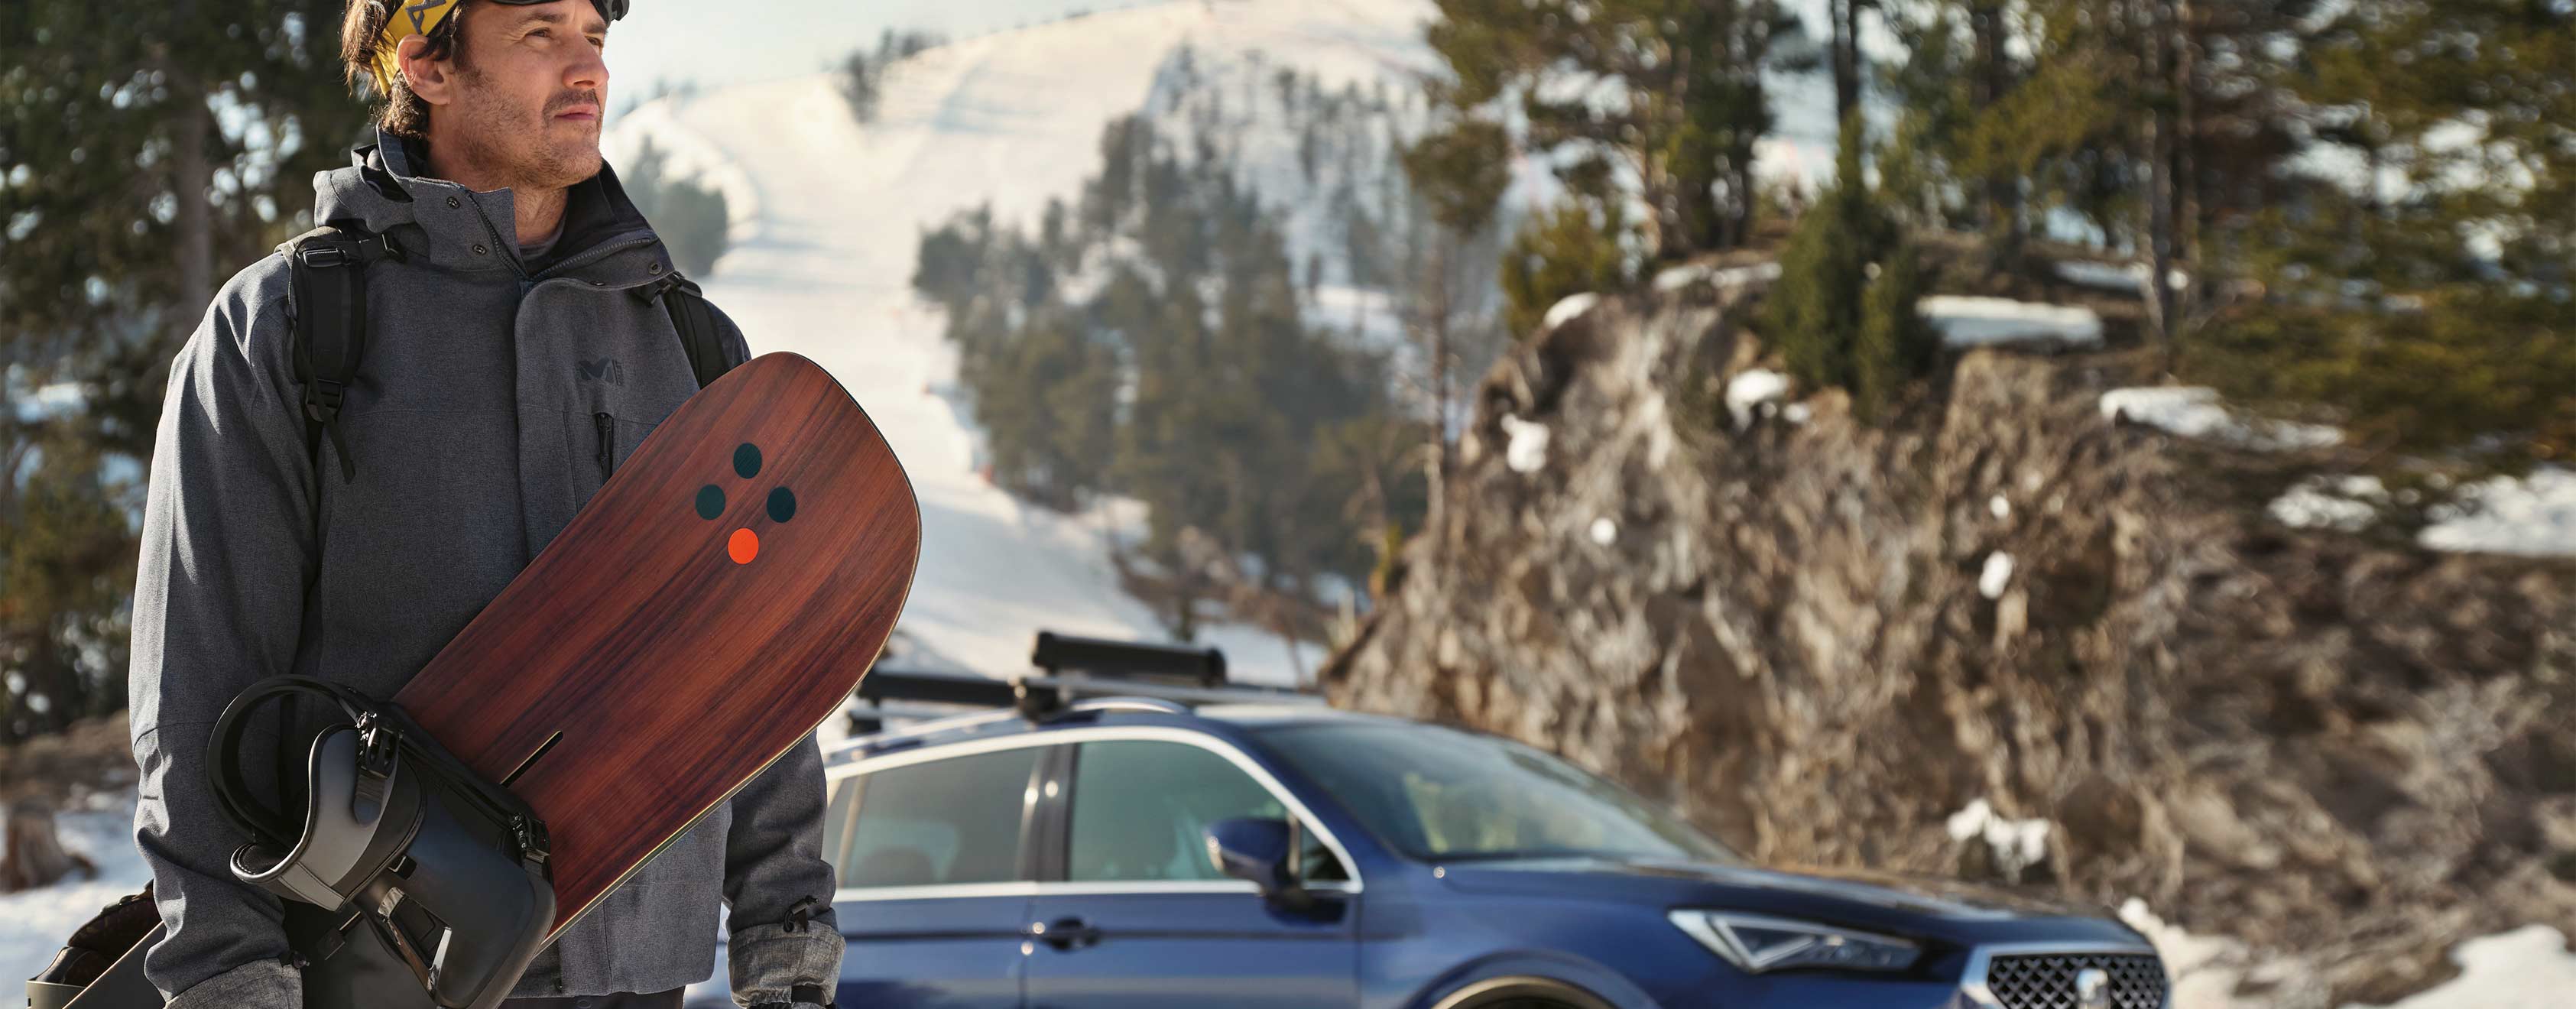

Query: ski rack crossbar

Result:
[1030,631,1226,686]
[854,667,1319,722]
[845,631,1322,736]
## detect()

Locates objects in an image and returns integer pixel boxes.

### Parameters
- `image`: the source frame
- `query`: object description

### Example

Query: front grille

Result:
[1984,952,2169,1009]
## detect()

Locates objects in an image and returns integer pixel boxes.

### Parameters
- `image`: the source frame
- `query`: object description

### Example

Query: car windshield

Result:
[1256,722,1739,865]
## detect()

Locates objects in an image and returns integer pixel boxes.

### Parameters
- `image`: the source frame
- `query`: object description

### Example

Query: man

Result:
[126,2,842,1007]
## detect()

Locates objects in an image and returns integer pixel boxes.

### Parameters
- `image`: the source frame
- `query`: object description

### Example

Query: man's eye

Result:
[528,28,550,38]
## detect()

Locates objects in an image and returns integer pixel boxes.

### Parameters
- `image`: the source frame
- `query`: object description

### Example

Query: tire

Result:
[1432,977,1619,1009]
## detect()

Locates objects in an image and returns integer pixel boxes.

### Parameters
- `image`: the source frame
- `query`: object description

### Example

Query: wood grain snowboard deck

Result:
[397,350,918,936]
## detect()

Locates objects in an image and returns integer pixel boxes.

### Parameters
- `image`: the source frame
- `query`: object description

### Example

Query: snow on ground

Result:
[2347,925,2576,1009]
[609,2,1436,696]
[2269,475,2387,533]
[2122,897,2576,1009]
[2259,458,2573,560]
[1653,260,1783,293]
[2419,467,2576,557]
[2100,386,2344,451]
[2053,258,2189,297]
[0,790,154,989]
[1922,295,2105,347]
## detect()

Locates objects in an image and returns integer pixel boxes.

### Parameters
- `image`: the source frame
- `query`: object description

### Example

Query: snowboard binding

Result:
[207,676,556,1009]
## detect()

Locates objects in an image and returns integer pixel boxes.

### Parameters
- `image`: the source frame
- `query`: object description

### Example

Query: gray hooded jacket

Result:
[127,130,843,1007]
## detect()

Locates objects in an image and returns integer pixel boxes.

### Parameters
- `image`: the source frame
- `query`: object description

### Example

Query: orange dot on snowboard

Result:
[728,527,760,564]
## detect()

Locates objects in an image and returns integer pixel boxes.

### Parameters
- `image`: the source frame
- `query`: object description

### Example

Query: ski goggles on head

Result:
[371,0,631,92]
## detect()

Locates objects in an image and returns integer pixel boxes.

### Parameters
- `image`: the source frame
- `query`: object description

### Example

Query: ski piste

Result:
[39,352,921,1009]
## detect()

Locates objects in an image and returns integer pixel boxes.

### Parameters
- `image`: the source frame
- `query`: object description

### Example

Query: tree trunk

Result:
[1971,2,2021,250]
[170,65,216,318]
[2146,0,2180,370]
[1832,0,1861,125]
[2173,0,2199,266]
[1,800,100,894]
[1425,238,1455,563]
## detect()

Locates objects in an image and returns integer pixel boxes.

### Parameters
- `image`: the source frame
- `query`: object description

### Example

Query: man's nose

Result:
[566,45,608,93]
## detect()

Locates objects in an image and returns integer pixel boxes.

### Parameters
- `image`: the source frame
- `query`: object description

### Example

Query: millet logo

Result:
[579,357,625,387]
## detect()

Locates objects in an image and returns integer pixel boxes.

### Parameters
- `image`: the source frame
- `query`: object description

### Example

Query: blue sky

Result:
[600,0,1166,96]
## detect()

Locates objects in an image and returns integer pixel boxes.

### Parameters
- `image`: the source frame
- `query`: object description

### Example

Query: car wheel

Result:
[1432,977,1618,1009]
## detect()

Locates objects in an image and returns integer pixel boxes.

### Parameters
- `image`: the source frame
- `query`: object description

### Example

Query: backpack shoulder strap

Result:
[279,222,403,484]
[657,275,736,389]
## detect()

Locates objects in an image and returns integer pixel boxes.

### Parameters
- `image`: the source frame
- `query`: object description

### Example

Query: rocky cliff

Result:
[1322,274,2576,1005]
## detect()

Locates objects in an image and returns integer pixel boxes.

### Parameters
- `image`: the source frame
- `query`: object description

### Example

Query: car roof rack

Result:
[845,631,1321,735]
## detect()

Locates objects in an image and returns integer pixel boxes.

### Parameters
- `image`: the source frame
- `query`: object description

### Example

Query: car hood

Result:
[1432,856,2146,946]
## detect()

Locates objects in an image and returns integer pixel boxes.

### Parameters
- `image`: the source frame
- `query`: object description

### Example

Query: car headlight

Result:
[1667,910,1921,974]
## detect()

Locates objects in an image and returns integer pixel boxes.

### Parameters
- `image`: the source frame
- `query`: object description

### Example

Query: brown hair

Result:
[339,0,475,138]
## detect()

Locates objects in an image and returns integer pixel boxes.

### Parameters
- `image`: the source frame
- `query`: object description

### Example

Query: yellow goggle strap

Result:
[370,0,465,92]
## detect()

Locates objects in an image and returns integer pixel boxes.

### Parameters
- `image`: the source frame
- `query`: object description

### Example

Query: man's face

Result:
[415,1,611,190]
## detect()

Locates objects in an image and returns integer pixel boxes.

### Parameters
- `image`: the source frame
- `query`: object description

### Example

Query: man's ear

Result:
[397,34,456,107]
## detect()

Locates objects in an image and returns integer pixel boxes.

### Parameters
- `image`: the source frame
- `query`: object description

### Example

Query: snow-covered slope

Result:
[606,2,1437,701]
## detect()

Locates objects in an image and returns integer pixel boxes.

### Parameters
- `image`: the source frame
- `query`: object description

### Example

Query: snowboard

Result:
[44,351,921,1007]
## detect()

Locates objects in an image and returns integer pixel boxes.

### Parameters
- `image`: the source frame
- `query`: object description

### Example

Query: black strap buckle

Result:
[297,244,352,269]
[304,378,347,423]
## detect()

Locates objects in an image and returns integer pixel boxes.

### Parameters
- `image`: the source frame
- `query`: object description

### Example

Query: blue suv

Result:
[697,663,2170,1009]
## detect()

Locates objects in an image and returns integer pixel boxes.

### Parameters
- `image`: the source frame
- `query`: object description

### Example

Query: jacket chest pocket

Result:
[593,411,662,482]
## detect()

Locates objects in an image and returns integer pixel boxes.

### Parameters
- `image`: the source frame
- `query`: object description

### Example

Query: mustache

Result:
[547,89,603,115]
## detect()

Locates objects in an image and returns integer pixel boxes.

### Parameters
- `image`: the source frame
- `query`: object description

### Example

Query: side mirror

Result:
[1203,817,1313,911]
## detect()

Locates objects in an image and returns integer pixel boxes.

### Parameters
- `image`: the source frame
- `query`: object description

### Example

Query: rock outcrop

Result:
[1323,277,2576,1005]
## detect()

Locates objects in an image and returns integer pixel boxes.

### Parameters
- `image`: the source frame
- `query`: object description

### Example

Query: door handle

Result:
[1032,917,1101,950]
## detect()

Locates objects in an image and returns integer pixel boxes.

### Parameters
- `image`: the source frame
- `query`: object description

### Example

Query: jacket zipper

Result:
[595,412,617,481]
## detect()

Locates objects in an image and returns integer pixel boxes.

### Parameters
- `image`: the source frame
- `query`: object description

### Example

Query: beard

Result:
[446,65,602,192]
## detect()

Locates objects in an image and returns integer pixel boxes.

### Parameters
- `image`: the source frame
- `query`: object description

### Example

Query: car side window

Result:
[820,772,861,874]
[838,747,1040,889]
[1066,739,1345,884]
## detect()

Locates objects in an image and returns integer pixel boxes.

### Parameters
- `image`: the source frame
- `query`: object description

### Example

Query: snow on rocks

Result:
[2419,467,2576,557]
[1988,494,2012,521]
[2347,924,2576,1009]
[1922,295,2104,348]
[1541,292,1600,331]
[2099,386,2344,450]
[2122,898,2576,1009]
[2269,475,2389,532]
[1588,516,1617,546]
[2052,258,2188,296]
[2118,898,2276,1009]
[1977,551,2016,600]
[1501,415,1551,474]
[1944,798,2050,876]
[1652,260,1783,293]
[1724,368,1791,430]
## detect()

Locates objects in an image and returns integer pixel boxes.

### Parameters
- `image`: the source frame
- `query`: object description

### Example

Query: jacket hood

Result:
[310,128,674,289]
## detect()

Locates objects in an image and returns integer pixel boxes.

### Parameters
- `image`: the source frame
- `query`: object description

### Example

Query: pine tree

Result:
[1501,196,1632,339]
[2186,0,2576,469]
[1398,117,1511,545]
[2,0,365,741]
[1424,0,1799,262]
[1764,112,1932,420]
